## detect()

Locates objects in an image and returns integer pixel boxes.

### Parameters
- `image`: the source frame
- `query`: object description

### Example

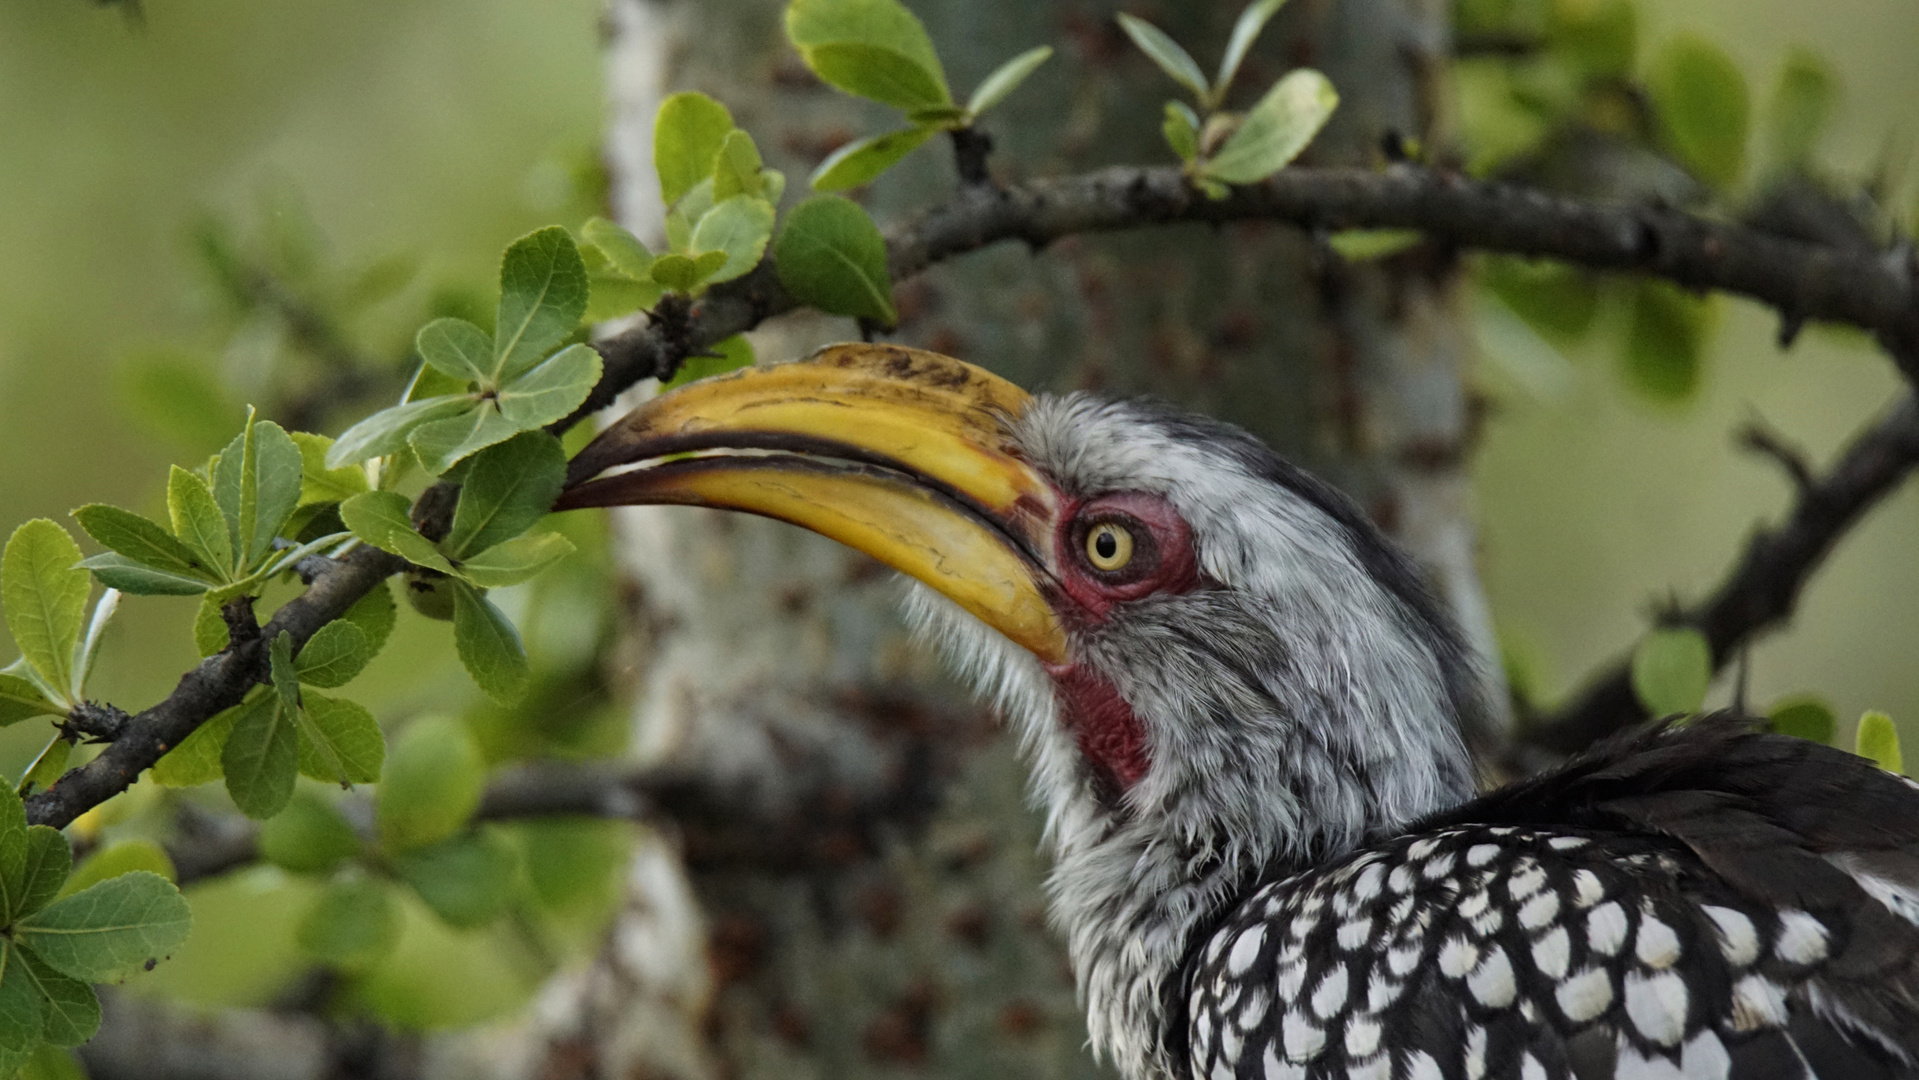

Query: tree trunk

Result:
[527,1,1495,1077]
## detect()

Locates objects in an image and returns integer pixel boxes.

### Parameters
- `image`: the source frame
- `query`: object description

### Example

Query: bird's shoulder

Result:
[1179,717,1919,1079]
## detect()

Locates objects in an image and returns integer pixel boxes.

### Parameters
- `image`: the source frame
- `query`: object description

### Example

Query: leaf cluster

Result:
[260,717,516,971]
[338,432,575,705]
[0,785,191,1072]
[1115,0,1339,198]
[784,0,1052,191]
[327,228,603,477]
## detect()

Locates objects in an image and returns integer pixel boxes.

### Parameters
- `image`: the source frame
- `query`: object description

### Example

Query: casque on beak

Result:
[556,344,1069,663]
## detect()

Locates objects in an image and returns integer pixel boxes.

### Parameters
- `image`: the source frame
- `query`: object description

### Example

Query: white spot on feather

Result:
[1624,970,1689,1047]
[1701,906,1757,967]
[1281,1009,1324,1062]
[1468,945,1516,1008]
[1228,925,1267,975]
[1635,911,1682,968]
[1774,909,1829,965]
[1531,925,1570,980]
[1439,937,1480,978]
[1556,967,1613,1023]
[1729,974,1788,1031]
[1467,843,1500,867]
[1311,965,1349,1020]
[1680,1030,1731,1080]
[1586,901,1628,956]
[1519,890,1560,931]
[1572,869,1605,908]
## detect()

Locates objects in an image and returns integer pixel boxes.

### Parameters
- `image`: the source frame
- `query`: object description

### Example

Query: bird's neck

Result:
[1037,640,1476,1077]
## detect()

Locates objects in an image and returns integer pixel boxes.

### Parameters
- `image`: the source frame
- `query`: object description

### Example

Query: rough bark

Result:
[519,2,1497,1079]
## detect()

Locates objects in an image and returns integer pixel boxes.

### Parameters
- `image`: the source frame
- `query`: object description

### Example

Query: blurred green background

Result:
[0,0,1915,1021]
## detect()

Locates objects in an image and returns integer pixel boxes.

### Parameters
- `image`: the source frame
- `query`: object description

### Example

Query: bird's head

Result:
[561,344,1481,866]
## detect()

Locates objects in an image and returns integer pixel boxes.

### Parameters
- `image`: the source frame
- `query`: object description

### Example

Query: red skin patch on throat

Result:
[1044,661,1149,790]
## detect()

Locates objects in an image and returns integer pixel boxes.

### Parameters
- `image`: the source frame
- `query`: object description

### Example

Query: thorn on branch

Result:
[63,701,131,744]
[1738,419,1816,493]
[950,126,995,189]
[1778,312,1806,349]
[220,597,261,649]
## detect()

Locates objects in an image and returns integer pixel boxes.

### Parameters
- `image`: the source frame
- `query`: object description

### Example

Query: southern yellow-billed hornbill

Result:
[560,344,1919,1080]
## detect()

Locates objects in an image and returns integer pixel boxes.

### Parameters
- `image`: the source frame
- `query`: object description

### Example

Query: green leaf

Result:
[967,45,1052,116]
[1162,100,1200,163]
[18,949,98,1049]
[586,269,662,323]
[802,42,951,111]
[408,401,521,476]
[1767,48,1838,170]
[1327,229,1423,261]
[213,417,304,569]
[664,178,716,254]
[150,697,251,787]
[517,819,628,913]
[1115,14,1209,104]
[295,620,373,689]
[289,433,370,508]
[259,792,361,874]
[3,521,89,703]
[662,334,756,392]
[415,318,493,385]
[905,104,967,127]
[324,395,475,468]
[15,871,193,982]
[269,631,302,715]
[0,676,60,728]
[494,344,603,431]
[690,196,777,285]
[296,692,385,786]
[1624,280,1711,403]
[1551,0,1635,80]
[59,841,174,900]
[342,581,397,655]
[451,582,530,706]
[0,783,27,926]
[1650,33,1750,189]
[654,92,736,207]
[1769,696,1837,745]
[1479,257,1599,344]
[222,696,299,819]
[1630,627,1712,717]
[582,217,656,280]
[494,227,589,382]
[76,554,208,597]
[1216,0,1288,100]
[1857,711,1902,774]
[296,877,399,971]
[393,831,517,929]
[16,828,71,924]
[773,195,897,324]
[339,492,456,575]
[0,943,45,1076]
[458,532,577,589]
[192,594,230,657]
[713,130,766,201]
[786,0,949,103]
[1203,68,1340,184]
[377,716,485,852]
[810,127,936,192]
[445,432,567,561]
[167,466,234,576]
[16,738,68,797]
[649,253,703,293]
[71,505,210,582]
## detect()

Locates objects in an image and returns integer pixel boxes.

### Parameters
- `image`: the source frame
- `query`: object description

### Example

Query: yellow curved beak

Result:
[558,344,1067,662]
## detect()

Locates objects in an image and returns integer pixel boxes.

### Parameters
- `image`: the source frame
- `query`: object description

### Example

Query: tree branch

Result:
[34,162,1919,830]
[1523,394,1919,755]
[25,545,406,829]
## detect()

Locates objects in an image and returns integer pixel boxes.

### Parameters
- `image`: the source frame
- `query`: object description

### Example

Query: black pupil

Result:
[1095,530,1118,559]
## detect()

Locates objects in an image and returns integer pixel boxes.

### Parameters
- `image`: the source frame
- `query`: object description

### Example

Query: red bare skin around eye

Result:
[1040,492,1202,794]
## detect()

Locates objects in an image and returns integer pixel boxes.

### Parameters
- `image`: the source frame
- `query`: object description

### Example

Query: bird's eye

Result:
[1085,522,1134,572]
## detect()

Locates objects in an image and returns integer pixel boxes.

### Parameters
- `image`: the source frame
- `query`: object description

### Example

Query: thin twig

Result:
[1525,394,1919,755]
